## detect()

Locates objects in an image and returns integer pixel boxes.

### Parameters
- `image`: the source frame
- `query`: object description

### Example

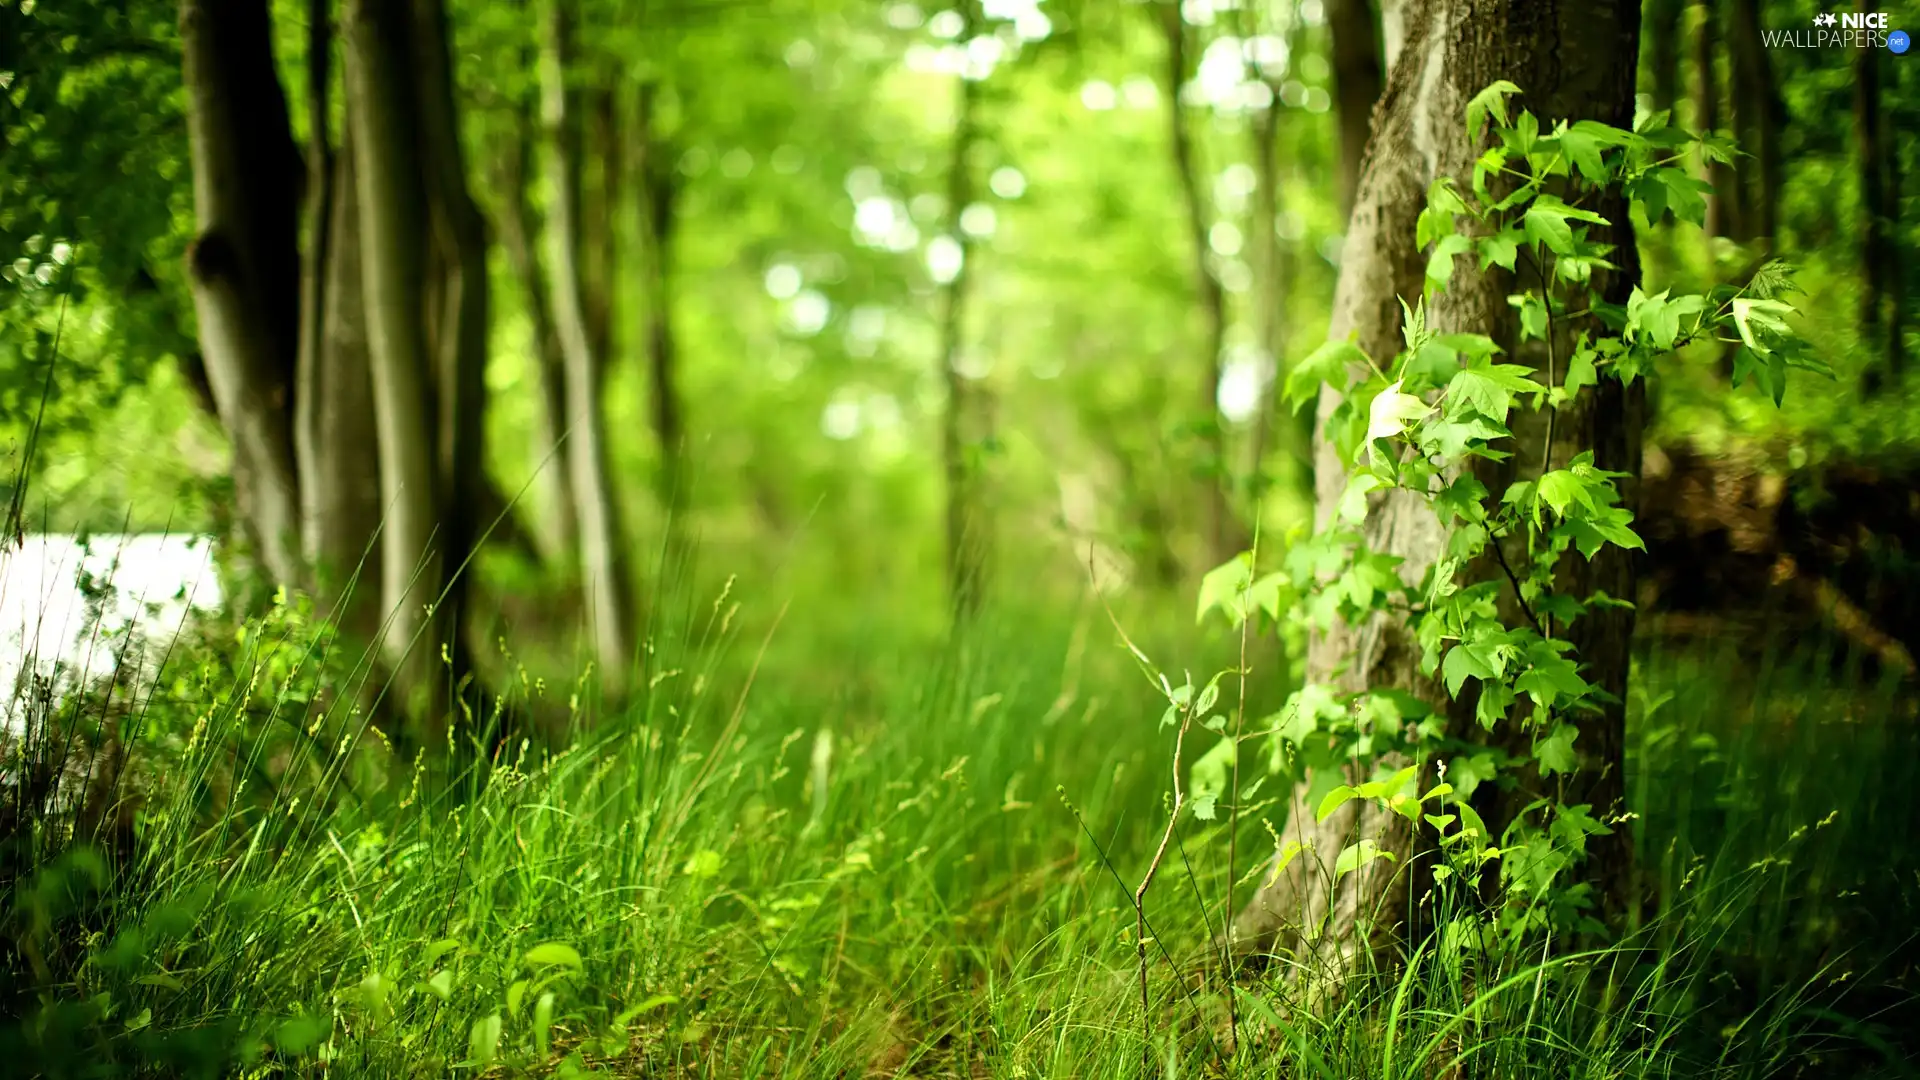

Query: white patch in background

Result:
[1,534,222,732]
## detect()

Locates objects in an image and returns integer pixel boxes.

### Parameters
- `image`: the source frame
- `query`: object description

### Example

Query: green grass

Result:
[3,578,1917,1078]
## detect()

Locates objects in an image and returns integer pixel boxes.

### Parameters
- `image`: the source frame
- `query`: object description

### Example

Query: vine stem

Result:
[1537,253,1559,641]
[1135,697,1192,1073]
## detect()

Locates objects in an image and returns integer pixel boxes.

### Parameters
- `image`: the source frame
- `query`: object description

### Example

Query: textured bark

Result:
[1856,45,1905,383]
[1156,0,1237,566]
[178,0,304,589]
[1327,0,1384,217]
[1232,0,1643,967]
[584,82,620,372]
[543,0,634,682]
[636,82,686,519]
[344,0,447,697]
[495,77,581,562]
[297,130,383,631]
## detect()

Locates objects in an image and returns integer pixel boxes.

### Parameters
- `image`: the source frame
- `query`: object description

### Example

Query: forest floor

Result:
[3,580,1918,1078]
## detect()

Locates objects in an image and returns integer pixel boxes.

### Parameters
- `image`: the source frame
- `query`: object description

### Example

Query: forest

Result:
[2,0,1918,1075]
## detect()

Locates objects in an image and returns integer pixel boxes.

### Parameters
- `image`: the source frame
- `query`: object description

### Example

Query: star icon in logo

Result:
[1813,11,1838,26]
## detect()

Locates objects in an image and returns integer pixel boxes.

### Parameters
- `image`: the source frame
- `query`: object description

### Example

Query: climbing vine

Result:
[1196,82,1827,946]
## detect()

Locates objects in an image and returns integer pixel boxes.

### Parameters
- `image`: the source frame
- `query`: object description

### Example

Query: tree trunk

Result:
[1691,0,1737,239]
[1726,0,1780,246]
[1326,0,1384,218]
[1243,96,1296,501]
[412,0,492,679]
[1644,0,1684,113]
[1232,0,1643,969]
[1856,43,1905,384]
[344,0,448,706]
[636,81,686,521]
[297,128,384,633]
[178,0,304,590]
[584,82,620,372]
[495,72,582,563]
[543,0,634,684]
[940,2,987,620]
[1156,0,1237,567]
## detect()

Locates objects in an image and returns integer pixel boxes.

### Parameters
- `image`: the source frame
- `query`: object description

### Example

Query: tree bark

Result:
[1327,0,1384,218]
[412,0,492,675]
[1856,43,1905,384]
[1156,0,1237,567]
[1726,0,1780,246]
[297,128,384,633]
[1691,0,1737,239]
[1232,0,1643,969]
[543,0,635,684]
[636,81,686,521]
[940,8,989,620]
[1643,0,1684,113]
[178,0,305,590]
[344,0,448,704]
[495,72,582,562]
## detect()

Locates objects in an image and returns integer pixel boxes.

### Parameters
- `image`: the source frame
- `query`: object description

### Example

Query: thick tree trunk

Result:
[543,0,635,683]
[636,82,686,520]
[1156,0,1237,567]
[496,80,582,562]
[344,0,448,704]
[940,3,987,619]
[1326,0,1384,217]
[1856,44,1905,384]
[1232,0,1643,968]
[178,0,304,590]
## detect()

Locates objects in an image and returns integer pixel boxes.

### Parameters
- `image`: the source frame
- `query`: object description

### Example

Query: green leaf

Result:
[1478,227,1522,271]
[534,992,557,1058]
[1533,723,1580,776]
[1285,338,1370,412]
[1442,643,1497,696]
[1263,840,1309,887]
[1317,785,1359,822]
[1337,470,1387,523]
[1334,839,1397,880]
[1558,119,1631,183]
[524,942,584,970]
[1465,80,1523,142]
[1521,196,1606,256]
[1731,297,1794,355]
[1197,552,1254,625]
[469,1013,503,1066]
[1425,233,1474,291]
[1447,363,1543,422]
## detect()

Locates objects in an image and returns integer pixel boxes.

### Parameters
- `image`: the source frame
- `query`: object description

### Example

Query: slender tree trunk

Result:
[584,82,620,372]
[412,0,492,687]
[940,2,987,619]
[1644,0,1684,113]
[1692,0,1737,239]
[635,81,686,522]
[297,128,384,632]
[495,77,581,562]
[1244,98,1294,501]
[1156,0,1237,567]
[178,0,305,591]
[1327,0,1384,218]
[343,0,447,706]
[1232,0,1643,969]
[543,0,634,683]
[1726,0,1780,246]
[1857,44,1905,384]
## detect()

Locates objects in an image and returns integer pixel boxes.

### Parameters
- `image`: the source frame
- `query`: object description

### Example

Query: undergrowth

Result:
[1,574,1915,1078]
